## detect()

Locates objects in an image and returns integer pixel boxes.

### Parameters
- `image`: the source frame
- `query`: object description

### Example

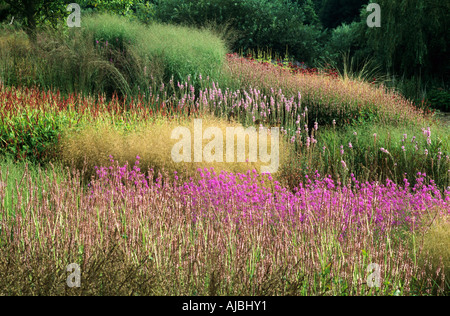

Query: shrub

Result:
[426,88,450,112]
[324,22,360,66]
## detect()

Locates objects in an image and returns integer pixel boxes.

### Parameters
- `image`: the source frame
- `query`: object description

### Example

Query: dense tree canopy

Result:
[0,0,71,41]
[360,0,450,81]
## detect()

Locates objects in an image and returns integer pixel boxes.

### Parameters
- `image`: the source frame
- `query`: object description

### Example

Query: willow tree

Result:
[361,0,450,80]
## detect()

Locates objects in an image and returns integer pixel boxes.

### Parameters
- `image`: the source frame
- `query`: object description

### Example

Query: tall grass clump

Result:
[135,21,227,89]
[0,29,36,87]
[0,25,140,99]
[0,156,68,216]
[0,13,227,101]
[416,216,450,292]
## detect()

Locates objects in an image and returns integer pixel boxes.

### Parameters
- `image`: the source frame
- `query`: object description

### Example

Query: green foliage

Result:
[323,21,360,65]
[0,1,11,23]
[1,0,72,41]
[76,0,156,22]
[82,13,227,91]
[77,0,136,16]
[130,1,156,24]
[154,0,324,65]
[0,13,226,100]
[318,0,367,29]
[382,75,450,114]
[426,88,450,112]
[360,0,450,81]
[82,12,143,49]
[299,0,321,26]
[0,110,76,164]
[280,122,450,191]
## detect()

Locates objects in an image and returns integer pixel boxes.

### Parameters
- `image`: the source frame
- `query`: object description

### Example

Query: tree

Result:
[1,0,71,42]
[0,1,11,23]
[299,0,321,26]
[319,0,367,29]
[361,0,450,81]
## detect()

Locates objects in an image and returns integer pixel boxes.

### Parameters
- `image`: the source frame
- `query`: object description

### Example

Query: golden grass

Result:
[419,215,450,288]
[59,114,290,181]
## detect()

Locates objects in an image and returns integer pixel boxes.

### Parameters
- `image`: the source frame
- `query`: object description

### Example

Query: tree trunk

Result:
[24,0,37,44]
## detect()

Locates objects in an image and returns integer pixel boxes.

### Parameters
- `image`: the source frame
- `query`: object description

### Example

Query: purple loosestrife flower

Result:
[88,156,449,235]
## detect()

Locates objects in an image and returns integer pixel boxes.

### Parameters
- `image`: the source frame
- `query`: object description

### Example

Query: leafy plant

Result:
[426,88,450,112]
[0,107,79,164]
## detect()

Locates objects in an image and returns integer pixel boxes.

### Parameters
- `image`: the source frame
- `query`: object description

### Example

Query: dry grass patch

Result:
[59,114,290,182]
[417,215,450,292]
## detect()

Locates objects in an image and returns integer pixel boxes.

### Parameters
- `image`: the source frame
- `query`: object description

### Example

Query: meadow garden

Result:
[0,0,449,296]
